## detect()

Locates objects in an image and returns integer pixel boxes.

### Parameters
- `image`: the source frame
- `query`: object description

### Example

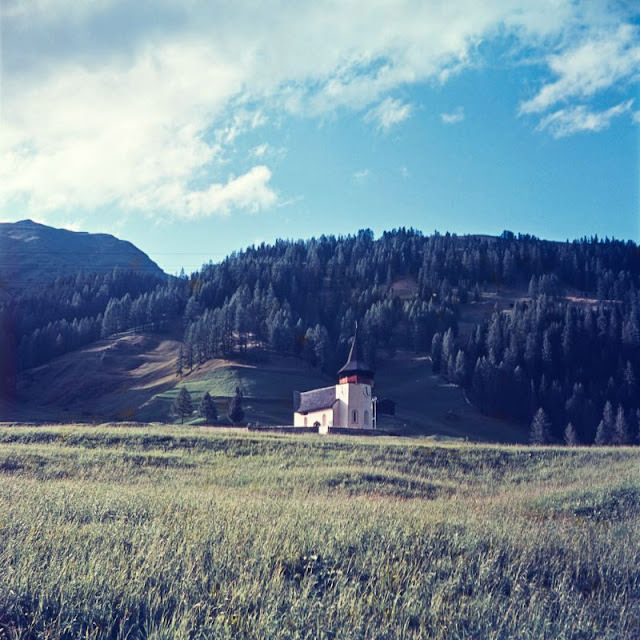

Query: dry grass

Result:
[0,425,638,639]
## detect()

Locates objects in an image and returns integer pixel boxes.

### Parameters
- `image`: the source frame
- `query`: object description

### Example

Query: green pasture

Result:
[137,362,331,425]
[139,353,523,442]
[0,424,638,639]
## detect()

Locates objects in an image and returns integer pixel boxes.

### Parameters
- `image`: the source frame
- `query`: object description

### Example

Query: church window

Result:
[352,410,358,424]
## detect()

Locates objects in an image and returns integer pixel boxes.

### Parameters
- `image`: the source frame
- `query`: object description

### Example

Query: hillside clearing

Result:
[10,333,521,441]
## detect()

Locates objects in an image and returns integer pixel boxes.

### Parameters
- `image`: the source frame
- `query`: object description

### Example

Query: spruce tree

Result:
[176,345,184,377]
[200,391,218,424]
[564,422,579,446]
[173,387,193,424]
[595,401,614,445]
[453,349,467,386]
[594,420,609,446]
[431,332,443,372]
[529,407,551,445]
[228,386,245,425]
[613,405,630,445]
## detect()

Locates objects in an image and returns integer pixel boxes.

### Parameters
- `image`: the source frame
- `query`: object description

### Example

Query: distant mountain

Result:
[0,219,164,293]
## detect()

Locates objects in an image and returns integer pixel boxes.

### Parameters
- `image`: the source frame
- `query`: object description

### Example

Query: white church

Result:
[293,328,376,433]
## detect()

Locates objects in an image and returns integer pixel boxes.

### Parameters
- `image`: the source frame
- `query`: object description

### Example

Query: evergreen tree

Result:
[613,405,631,445]
[564,422,579,446]
[431,332,443,372]
[185,342,194,372]
[176,345,184,377]
[228,386,245,425]
[173,387,193,424]
[594,420,609,446]
[200,391,218,424]
[453,349,468,386]
[596,401,615,445]
[529,407,551,445]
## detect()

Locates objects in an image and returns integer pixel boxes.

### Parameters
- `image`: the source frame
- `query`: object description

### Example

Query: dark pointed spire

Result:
[338,323,374,382]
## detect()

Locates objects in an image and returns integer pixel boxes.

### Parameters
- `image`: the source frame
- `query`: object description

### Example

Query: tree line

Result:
[2,228,639,444]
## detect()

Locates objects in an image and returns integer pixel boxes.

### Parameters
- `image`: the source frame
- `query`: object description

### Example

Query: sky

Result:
[1,1,639,275]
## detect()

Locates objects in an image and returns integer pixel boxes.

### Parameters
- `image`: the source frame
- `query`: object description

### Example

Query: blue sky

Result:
[1,1,639,274]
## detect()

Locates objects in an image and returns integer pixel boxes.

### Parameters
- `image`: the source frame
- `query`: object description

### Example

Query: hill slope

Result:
[7,333,524,442]
[0,219,163,294]
[12,333,180,422]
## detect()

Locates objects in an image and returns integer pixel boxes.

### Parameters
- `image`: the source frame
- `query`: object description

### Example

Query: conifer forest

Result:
[2,228,640,445]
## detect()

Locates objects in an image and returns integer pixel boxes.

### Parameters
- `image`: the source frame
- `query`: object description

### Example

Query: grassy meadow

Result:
[138,352,523,442]
[0,424,638,639]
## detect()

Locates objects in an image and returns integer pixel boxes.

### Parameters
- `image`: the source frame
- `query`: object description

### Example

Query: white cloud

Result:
[251,143,269,158]
[365,98,412,132]
[0,42,248,217]
[441,106,465,124]
[520,24,640,115]
[1,0,639,223]
[632,111,640,125]
[537,100,634,138]
[184,166,277,218]
[353,169,371,183]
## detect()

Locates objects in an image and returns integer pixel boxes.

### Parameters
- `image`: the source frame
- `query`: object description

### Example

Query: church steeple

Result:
[338,323,374,385]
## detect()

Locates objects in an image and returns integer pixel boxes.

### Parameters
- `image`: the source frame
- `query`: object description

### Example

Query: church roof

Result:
[338,326,374,378]
[293,386,337,413]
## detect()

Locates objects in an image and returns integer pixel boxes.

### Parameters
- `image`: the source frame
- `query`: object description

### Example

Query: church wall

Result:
[293,408,333,429]
[335,383,373,428]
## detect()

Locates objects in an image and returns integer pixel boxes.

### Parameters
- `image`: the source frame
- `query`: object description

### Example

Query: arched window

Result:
[352,409,358,424]
[303,416,307,427]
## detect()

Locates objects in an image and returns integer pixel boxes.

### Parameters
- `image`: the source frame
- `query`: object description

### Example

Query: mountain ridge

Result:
[0,219,164,294]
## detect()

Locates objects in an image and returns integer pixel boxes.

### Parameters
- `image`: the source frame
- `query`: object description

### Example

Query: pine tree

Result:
[431,332,443,372]
[200,391,218,424]
[564,422,579,446]
[173,387,193,424]
[228,386,245,425]
[176,345,184,377]
[185,342,194,372]
[613,405,631,445]
[594,420,609,446]
[453,349,468,386]
[529,407,551,445]
[595,401,614,445]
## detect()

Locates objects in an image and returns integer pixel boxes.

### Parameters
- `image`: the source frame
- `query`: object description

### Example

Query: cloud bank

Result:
[1,1,638,224]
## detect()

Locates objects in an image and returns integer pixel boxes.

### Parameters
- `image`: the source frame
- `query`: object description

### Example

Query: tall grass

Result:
[0,425,638,639]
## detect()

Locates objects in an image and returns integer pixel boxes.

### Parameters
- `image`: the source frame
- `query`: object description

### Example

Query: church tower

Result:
[335,325,375,428]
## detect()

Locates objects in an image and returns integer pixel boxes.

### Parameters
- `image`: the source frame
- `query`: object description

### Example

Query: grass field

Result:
[138,356,332,426]
[0,424,638,639]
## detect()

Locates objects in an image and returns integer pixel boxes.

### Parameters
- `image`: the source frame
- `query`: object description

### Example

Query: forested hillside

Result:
[2,226,640,444]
